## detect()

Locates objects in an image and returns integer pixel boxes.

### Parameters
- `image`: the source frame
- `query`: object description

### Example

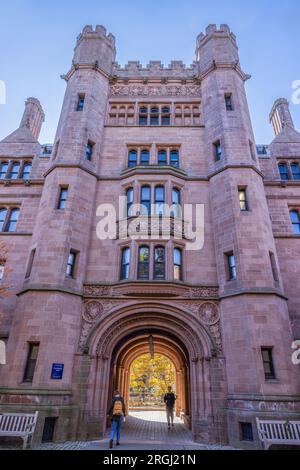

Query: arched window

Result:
[161,107,170,126]
[291,163,300,181]
[139,107,148,126]
[140,149,150,165]
[158,150,167,166]
[0,162,8,180]
[170,149,179,168]
[154,246,165,280]
[7,208,20,233]
[278,163,289,181]
[290,210,300,235]
[128,149,137,168]
[126,188,134,217]
[0,208,7,232]
[140,186,151,215]
[9,162,20,180]
[171,188,181,218]
[22,163,32,180]
[173,248,182,281]
[138,246,150,280]
[155,186,165,216]
[150,107,159,126]
[120,247,130,280]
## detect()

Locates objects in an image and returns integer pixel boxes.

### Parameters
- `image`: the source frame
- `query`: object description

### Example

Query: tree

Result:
[130,354,176,402]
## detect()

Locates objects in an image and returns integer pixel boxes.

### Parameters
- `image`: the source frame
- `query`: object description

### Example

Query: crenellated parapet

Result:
[195,24,240,73]
[72,25,116,75]
[112,60,198,80]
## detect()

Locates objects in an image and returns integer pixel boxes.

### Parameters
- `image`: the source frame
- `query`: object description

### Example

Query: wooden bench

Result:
[0,411,38,449]
[256,418,300,450]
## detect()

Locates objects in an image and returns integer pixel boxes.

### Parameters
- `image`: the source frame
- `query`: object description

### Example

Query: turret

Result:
[197,24,298,439]
[5,25,116,390]
[73,25,116,74]
[269,98,294,136]
[19,97,45,140]
[195,24,239,70]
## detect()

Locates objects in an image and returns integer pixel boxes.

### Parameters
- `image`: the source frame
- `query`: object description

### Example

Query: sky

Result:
[0,0,299,144]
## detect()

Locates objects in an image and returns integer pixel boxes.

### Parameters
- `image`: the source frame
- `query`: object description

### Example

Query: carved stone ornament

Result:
[83,301,104,323]
[198,302,220,326]
[110,84,201,97]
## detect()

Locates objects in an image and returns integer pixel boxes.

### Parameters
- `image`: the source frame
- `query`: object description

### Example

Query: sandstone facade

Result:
[0,24,299,449]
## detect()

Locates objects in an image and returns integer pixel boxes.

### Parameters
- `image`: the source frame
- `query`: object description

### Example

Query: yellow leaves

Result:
[130,353,176,399]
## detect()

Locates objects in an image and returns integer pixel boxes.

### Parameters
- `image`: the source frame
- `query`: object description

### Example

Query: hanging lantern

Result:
[149,335,154,359]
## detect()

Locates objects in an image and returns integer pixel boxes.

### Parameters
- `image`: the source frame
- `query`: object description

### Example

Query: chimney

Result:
[20,97,45,140]
[269,98,294,136]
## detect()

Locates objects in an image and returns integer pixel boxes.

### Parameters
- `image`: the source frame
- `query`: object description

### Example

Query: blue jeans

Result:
[110,416,122,442]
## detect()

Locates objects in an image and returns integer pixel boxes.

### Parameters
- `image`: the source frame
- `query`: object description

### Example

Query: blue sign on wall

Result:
[51,363,64,380]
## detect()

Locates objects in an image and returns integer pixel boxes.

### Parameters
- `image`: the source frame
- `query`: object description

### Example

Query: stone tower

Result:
[2,26,116,433]
[197,24,299,447]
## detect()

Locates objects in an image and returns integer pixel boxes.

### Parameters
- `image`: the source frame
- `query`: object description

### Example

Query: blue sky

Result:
[0,0,299,144]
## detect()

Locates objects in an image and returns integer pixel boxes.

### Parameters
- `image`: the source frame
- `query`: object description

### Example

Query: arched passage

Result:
[82,303,224,444]
[108,331,191,425]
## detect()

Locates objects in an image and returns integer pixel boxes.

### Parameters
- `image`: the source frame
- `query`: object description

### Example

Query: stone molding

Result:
[109,83,201,97]
[79,298,222,355]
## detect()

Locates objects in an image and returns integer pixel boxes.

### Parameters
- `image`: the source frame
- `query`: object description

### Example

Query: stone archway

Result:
[109,331,191,425]
[78,302,226,445]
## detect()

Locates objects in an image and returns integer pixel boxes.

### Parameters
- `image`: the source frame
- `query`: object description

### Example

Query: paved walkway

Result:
[33,411,235,451]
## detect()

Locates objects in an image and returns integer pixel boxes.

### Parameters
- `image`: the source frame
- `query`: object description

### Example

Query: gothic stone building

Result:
[0,24,300,449]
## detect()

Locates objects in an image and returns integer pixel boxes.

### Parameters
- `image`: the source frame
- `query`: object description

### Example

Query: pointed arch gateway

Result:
[82,303,225,444]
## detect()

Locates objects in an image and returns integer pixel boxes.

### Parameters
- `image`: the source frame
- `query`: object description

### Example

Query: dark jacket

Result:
[164,392,176,408]
[108,396,126,418]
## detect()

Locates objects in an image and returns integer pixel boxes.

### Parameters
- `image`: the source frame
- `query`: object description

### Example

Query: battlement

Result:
[196,24,237,49]
[112,60,198,80]
[76,25,116,48]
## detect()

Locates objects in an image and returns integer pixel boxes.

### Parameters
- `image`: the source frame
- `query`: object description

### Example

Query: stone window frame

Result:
[120,245,131,281]
[23,342,40,384]
[156,145,181,168]
[289,208,300,235]
[225,93,234,111]
[238,186,249,212]
[119,240,185,283]
[261,346,276,381]
[76,93,85,112]
[107,101,201,127]
[123,183,182,219]
[66,249,80,279]
[225,251,237,282]
[0,159,33,181]
[25,248,36,280]
[0,205,21,233]
[56,185,69,210]
[127,145,152,168]
[278,160,300,181]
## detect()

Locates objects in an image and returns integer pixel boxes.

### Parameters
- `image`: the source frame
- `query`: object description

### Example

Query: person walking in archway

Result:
[164,386,176,430]
[108,390,126,448]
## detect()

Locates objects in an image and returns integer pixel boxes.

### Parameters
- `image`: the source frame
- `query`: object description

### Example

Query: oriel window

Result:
[140,186,151,215]
[155,186,165,216]
[128,149,137,168]
[154,246,165,280]
[138,246,150,280]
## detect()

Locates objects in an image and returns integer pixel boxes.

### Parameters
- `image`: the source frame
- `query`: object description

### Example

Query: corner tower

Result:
[2,26,116,429]
[197,24,300,447]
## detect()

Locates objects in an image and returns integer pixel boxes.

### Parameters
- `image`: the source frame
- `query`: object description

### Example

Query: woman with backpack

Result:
[107,390,127,448]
